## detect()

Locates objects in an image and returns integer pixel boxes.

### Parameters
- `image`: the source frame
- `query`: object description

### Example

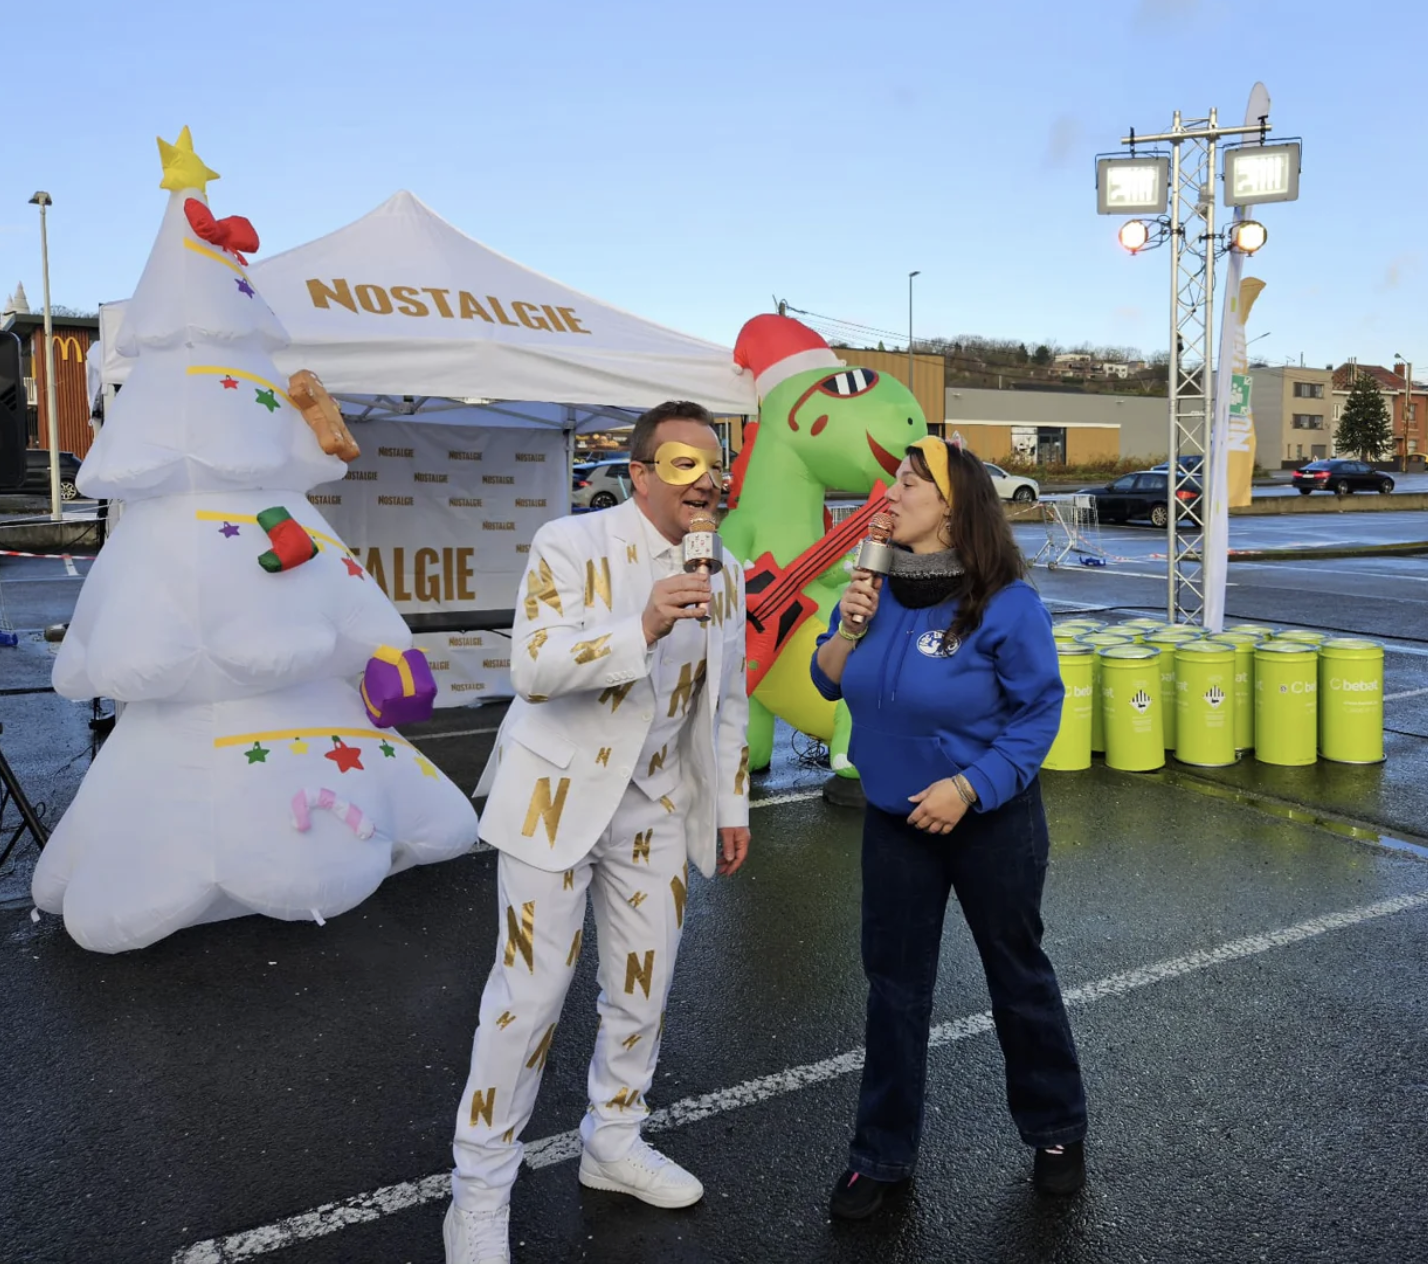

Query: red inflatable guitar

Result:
[743,481,888,694]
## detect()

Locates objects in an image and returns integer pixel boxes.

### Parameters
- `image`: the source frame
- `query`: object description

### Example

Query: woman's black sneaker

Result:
[1033,1141,1086,1196]
[829,1169,903,1220]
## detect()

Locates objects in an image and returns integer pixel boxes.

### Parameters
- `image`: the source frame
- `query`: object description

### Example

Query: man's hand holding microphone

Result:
[642,514,721,646]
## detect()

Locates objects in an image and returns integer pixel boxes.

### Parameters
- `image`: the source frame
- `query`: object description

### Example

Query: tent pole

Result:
[564,406,577,492]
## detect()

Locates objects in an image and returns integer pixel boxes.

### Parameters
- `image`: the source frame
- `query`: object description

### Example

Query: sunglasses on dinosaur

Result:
[815,368,879,398]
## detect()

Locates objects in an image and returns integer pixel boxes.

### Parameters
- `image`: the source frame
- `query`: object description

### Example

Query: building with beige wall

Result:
[1249,366,1336,468]
[942,386,1166,465]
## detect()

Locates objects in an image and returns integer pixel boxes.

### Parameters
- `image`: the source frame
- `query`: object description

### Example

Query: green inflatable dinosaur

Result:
[720,314,928,777]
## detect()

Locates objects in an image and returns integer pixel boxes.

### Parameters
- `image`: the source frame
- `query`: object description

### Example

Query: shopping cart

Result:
[1031,493,1109,570]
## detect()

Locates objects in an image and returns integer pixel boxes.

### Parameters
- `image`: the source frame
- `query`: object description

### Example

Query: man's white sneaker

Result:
[443,1201,510,1264]
[578,1137,704,1208]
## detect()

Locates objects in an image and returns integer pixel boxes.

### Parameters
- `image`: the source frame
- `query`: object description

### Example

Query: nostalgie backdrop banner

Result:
[310,420,567,704]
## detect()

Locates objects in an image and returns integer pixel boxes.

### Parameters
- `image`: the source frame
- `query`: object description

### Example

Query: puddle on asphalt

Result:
[1154,768,1428,861]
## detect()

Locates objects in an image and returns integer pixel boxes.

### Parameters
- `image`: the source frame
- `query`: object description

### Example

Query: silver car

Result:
[572,459,632,509]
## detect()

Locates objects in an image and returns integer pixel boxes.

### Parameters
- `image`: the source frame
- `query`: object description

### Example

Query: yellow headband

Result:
[909,437,951,503]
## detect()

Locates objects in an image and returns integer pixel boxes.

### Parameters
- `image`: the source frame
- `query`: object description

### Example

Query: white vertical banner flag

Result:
[1204,81,1271,632]
[311,422,567,704]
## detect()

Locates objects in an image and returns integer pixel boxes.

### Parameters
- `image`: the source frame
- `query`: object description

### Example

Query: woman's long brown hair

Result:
[907,440,1027,647]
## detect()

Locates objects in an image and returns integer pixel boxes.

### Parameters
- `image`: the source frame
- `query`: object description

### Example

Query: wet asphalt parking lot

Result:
[2,506,1428,1263]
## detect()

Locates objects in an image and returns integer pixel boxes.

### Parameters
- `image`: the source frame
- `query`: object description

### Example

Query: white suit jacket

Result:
[475,499,750,879]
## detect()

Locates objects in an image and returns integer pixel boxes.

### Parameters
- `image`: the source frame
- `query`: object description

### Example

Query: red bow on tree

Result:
[184,198,259,265]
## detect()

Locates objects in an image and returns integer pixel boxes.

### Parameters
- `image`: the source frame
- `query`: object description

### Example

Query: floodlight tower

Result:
[1096,112,1299,623]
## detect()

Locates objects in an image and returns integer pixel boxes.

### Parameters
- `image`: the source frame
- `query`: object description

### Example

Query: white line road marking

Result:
[1385,686,1428,702]
[1037,566,1170,580]
[414,726,501,742]
[749,789,823,810]
[171,889,1428,1263]
[1233,561,1428,581]
[62,554,78,578]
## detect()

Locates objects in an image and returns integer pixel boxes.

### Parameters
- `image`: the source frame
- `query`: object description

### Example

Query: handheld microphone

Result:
[683,514,723,624]
[848,511,893,628]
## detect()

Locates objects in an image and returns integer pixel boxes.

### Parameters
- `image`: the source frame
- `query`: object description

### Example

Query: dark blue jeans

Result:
[850,779,1086,1181]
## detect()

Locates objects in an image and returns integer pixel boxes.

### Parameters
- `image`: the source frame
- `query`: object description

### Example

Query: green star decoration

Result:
[379,741,397,758]
[245,742,269,764]
[255,388,280,413]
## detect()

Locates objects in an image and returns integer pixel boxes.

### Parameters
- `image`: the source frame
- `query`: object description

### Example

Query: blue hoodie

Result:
[811,579,1063,817]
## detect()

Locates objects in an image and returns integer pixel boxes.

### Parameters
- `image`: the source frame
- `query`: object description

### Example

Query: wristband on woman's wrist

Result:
[953,774,978,806]
[837,622,867,643]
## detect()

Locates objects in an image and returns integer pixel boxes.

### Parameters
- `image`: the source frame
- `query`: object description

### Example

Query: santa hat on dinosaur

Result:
[733,313,845,398]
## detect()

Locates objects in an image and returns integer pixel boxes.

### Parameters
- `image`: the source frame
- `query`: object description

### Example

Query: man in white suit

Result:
[445,401,751,1264]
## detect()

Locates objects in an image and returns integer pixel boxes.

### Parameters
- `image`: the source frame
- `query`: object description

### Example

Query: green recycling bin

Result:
[1318,638,1385,764]
[1227,623,1277,638]
[1044,643,1095,771]
[1077,633,1135,753]
[1277,629,1327,647]
[1254,641,1319,766]
[1053,626,1085,644]
[1207,633,1260,751]
[1118,618,1168,634]
[1145,629,1204,751]
[1098,644,1165,772]
[1173,640,1238,767]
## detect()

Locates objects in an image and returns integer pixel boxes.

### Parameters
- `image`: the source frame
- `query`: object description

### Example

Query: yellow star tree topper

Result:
[157,126,220,195]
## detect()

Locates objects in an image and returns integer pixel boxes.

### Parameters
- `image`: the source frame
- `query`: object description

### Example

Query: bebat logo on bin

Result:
[1130,689,1153,713]
[1330,677,1379,692]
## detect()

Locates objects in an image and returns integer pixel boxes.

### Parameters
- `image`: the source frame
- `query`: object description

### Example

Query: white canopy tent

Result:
[87,191,752,705]
[97,190,755,418]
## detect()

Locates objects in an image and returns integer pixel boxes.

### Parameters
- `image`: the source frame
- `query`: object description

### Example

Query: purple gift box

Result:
[361,646,436,728]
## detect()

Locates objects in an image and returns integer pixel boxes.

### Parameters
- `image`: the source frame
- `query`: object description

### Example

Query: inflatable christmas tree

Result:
[33,128,478,953]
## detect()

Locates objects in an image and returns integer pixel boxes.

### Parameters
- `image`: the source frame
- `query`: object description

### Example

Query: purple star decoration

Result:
[219,522,240,538]
[235,278,255,298]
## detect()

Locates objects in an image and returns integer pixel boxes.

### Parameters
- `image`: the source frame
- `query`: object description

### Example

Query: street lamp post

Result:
[907,270,920,406]
[1393,352,1414,470]
[28,191,62,521]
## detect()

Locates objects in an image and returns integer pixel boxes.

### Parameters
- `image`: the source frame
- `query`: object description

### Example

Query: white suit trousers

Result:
[452,783,690,1212]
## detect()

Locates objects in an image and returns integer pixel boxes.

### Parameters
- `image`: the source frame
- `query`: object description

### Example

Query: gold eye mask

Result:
[650,441,724,487]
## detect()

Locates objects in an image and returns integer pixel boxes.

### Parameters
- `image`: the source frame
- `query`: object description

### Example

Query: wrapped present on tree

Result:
[361,645,436,728]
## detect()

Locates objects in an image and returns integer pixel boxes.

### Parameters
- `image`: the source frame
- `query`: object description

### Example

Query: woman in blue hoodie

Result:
[812,436,1086,1220]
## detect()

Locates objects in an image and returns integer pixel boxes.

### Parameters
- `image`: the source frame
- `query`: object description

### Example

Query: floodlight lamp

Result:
[1118,220,1151,254]
[1229,220,1268,254]
[1097,156,1170,215]
[1224,142,1300,207]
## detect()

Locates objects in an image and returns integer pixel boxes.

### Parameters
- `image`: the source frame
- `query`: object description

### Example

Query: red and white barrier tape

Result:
[0,549,93,561]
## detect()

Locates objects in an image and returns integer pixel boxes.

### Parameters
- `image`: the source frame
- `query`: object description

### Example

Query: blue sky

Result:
[3,0,1422,371]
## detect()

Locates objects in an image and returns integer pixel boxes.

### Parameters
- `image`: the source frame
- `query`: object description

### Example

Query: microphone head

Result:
[683,513,722,572]
[869,511,893,543]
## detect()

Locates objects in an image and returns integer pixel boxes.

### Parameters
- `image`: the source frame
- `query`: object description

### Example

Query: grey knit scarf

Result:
[885,547,965,609]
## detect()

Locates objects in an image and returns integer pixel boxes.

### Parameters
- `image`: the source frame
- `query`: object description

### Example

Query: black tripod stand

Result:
[0,721,49,870]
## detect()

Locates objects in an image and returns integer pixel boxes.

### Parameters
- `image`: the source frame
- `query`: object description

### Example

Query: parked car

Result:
[21,449,83,502]
[1081,469,1201,527]
[1149,454,1205,476]
[1291,459,1394,496]
[983,462,1039,503]
[572,459,632,509]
